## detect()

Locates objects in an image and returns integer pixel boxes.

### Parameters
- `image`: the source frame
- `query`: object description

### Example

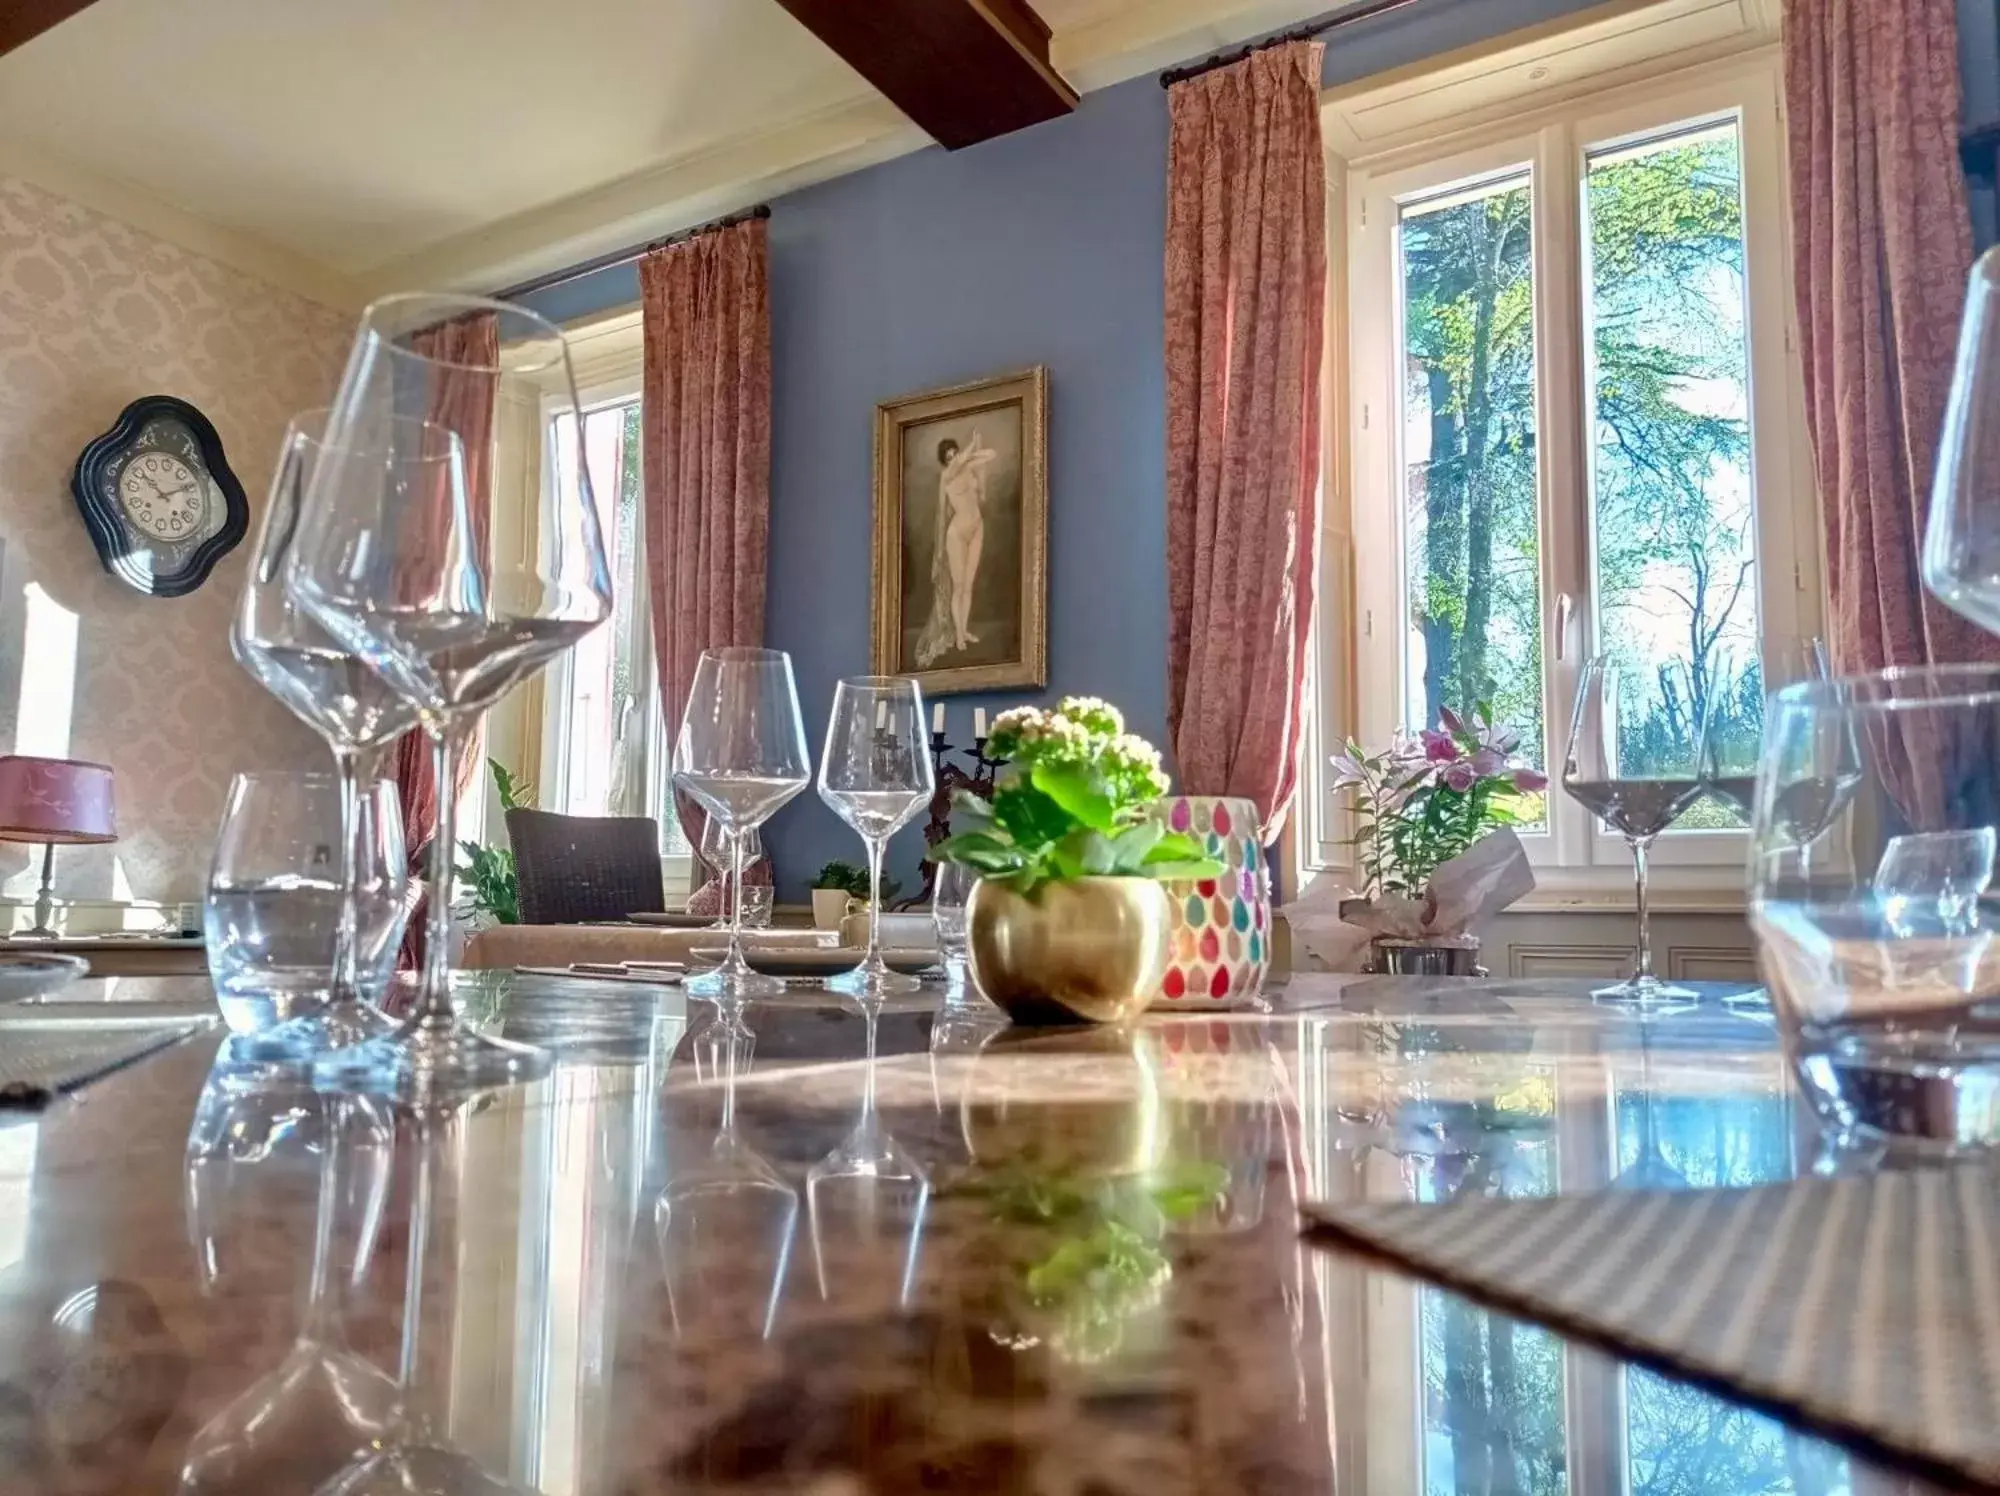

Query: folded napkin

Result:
[1304,1169,2000,1486]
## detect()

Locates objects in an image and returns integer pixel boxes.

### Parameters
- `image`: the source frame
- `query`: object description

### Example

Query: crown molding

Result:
[0,137,365,310]
[358,94,926,299]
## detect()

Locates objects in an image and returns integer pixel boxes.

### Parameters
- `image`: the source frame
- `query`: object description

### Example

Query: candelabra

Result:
[895,730,1005,911]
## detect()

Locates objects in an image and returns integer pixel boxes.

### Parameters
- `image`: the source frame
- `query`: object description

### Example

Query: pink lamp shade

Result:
[0,756,117,845]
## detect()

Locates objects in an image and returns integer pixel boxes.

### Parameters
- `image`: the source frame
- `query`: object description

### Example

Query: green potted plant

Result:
[455,760,532,928]
[933,696,1219,1025]
[810,860,867,931]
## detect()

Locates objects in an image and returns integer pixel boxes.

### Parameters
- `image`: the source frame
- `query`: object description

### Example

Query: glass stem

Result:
[418,726,462,1028]
[1632,835,1654,981]
[299,1100,343,1343]
[398,1114,438,1439]
[726,827,746,972]
[861,1006,879,1129]
[865,836,885,965]
[330,746,362,1008]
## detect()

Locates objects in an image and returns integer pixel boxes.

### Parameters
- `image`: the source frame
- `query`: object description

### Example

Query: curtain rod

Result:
[494,203,772,303]
[1159,0,1427,88]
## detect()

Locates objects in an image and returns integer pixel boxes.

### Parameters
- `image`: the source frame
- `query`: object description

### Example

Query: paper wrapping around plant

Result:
[1283,829,1535,971]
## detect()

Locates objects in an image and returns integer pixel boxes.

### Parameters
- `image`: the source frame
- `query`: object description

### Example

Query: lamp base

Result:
[17,842,59,939]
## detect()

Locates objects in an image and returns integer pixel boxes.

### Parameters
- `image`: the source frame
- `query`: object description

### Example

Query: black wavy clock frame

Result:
[70,395,248,599]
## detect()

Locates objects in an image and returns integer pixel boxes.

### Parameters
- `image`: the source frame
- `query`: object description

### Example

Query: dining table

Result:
[0,971,1941,1494]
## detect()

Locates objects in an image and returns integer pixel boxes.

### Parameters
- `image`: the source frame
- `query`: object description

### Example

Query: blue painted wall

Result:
[526,0,2000,899]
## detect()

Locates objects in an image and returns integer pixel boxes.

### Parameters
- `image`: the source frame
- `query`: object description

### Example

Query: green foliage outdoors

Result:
[1405,126,1760,807]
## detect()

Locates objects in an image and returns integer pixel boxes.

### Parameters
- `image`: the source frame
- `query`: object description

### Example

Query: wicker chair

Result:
[505,809,665,925]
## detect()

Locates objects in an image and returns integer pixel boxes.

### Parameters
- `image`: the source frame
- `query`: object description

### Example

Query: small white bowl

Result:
[0,952,89,1003]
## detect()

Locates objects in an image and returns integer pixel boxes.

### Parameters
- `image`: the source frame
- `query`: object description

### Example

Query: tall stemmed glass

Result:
[818,677,934,1001]
[289,294,612,1095]
[178,1095,396,1492]
[1924,245,2000,632]
[673,649,811,1005]
[1697,638,1832,824]
[656,1015,798,1341]
[805,1008,930,1305]
[1562,657,1703,1003]
[232,413,421,1056]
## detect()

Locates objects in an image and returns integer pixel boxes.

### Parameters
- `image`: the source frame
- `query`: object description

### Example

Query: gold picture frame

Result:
[871,366,1049,695]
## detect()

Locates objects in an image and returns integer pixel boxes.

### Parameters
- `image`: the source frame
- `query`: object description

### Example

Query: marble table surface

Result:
[0,973,1941,1494]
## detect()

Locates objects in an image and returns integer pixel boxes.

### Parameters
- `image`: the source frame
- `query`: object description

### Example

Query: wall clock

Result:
[70,395,248,598]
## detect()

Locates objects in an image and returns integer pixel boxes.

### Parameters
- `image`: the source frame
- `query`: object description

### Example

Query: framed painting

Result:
[871,367,1048,695]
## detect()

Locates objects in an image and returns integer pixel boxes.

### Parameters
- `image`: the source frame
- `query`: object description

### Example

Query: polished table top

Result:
[0,974,1941,1494]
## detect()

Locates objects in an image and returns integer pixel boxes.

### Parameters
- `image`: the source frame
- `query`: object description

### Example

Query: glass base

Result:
[827,956,921,1000]
[1592,974,1700,1006]
[311,1020,550,1099]
[228,997,399,1062]
[316,1440,538,1496]
[1793,1016,2000,1155]
[685,952,785,1000]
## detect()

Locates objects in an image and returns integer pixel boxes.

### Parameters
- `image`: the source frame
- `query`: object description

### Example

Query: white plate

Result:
[0,953,89,1003]
[690,946,938,978]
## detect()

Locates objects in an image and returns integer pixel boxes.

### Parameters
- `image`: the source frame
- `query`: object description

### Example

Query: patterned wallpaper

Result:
[0,175,350,901]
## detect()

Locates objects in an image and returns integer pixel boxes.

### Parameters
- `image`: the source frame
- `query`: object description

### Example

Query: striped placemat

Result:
[1303,1168,2000,1486]
[0,1015,211,1110]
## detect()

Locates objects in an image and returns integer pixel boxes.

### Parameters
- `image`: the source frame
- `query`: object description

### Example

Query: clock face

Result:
[117,450,208,542]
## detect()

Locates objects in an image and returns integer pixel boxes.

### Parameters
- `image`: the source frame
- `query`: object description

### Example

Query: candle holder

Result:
[895,730,1005,911]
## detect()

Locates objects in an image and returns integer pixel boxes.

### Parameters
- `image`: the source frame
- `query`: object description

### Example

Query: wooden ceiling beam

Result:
[0,0,100,57]
[772,0,1078,151]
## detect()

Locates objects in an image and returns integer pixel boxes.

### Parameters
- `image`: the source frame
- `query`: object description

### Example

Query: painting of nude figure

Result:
[870,367,1047,695]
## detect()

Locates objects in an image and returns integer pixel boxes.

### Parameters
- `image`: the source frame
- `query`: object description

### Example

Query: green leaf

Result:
[1142,830,1210,864]
[1107,820,1165,872]
[1142,858,1225,882]
[1030,760,1116,832]
[992,782,1073,850]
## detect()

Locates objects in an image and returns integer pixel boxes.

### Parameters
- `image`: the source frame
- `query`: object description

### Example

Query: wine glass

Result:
[177,1096,397,1493]
[1750,667,2000,1152]
[1697,638,1832,824]
[818,677,935,1001]
[1562,657,1703,1003]
[697,821,767,932]
[289,294,613,1096]
[314,1100,541,1496]
[1923,245,2000,632]
[232,412,423,1056]
[673,648,811,1006]
[805,1008,929,1305]
[655,1014,798,1342]
[931,859,979,1009]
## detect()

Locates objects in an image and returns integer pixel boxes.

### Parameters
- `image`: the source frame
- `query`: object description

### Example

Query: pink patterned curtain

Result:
[395,310,498,965]
[1164,41,1327,841]
[639,219,772,885]
[1784,0,1988,670]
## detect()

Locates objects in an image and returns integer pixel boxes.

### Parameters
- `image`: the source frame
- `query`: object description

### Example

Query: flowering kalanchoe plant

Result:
[935,696,1222,896]
[1332,704,1548,900]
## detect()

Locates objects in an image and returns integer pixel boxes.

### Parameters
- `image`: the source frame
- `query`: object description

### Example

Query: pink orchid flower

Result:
[1513,768,1549,793]
[1421,729,1460,764]
[1438,705,1465,736]
[1470,747,1507,778]
[1442,760,1478,793]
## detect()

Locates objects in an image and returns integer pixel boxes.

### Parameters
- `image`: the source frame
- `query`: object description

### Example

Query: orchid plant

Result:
[1331,705,1547,900]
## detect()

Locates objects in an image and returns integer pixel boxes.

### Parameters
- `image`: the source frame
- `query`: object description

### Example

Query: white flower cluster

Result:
[1055,695,1125,736]
[1106,731,1170,797]
[992,706,1092,751]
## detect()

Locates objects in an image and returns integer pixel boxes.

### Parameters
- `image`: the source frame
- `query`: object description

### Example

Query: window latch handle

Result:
[1555,593,1576,663]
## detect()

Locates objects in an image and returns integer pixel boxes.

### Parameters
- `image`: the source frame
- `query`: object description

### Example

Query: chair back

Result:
[505,809,664,925]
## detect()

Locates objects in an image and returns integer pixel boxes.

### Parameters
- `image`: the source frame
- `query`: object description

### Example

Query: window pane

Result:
[1397,172,1546,784]
[1585,120,1758,826]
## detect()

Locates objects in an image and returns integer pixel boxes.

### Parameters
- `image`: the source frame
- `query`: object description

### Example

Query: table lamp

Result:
[0,756,117,939]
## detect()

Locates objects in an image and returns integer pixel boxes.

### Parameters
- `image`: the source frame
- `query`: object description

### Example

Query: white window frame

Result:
[519,309,694,892]
[1311,49,1821,906]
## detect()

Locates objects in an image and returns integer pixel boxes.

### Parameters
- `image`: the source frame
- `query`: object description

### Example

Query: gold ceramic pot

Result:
[967,876,1173,1025]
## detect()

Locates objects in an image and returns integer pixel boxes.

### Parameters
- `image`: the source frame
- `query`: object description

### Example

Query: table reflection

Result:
[0,977,1939,1492]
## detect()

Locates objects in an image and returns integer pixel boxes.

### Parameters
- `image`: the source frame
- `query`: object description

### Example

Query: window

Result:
[1328,55,1816,894]
[485,311,689,884]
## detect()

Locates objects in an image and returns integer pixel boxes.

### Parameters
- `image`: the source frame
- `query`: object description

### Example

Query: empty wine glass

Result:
[818,678,935,1001]
[931,859,978,1009]
[178,1096,396,1493]
[674,649,811,1006]
[1563,657,1703,1003]
[1750,667,2000,1152]
[289,294,613,1096]
[1698,638,1832,824]
[232,412,423,1056]
[1923,245,2000,632]
[805,1008,929,1305]
[656,1013,798,1342]
[314,1100,540,1496]
[697,820,767,932]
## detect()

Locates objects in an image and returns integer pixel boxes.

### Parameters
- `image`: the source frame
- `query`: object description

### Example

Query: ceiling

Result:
[0,0,1338,307]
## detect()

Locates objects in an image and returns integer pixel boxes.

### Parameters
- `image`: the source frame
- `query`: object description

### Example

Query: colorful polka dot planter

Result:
[1153,795,1269,1008]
